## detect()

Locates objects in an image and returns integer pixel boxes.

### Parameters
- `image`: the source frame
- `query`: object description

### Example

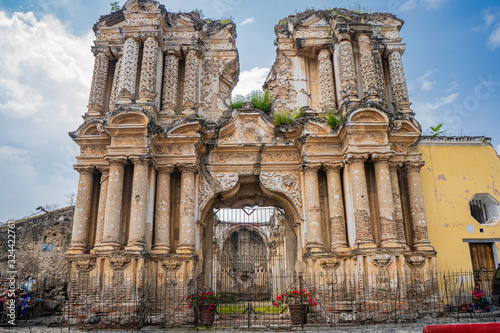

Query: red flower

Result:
[273,302,278,307]
[188,305,192,308]
[301,289,306,293]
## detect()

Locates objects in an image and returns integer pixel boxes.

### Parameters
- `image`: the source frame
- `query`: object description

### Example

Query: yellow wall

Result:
[418,138,500,271]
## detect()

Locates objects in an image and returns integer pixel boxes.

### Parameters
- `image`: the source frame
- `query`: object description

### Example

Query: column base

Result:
[176,245,195,254]
[67,246,86,255]
[332,246,351,253]
[357,242,377,249]
[98,241,121,251]
[381,241,404,249]
[124,244,146,253]
[151,245,170,254]
[182,108,196,115]
[414,243,435,252]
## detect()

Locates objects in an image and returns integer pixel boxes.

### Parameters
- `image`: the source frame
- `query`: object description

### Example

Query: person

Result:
[472,283,491,312]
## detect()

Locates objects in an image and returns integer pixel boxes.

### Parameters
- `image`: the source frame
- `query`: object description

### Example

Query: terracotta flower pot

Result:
[288,304,307,325]
[198,305,217,326]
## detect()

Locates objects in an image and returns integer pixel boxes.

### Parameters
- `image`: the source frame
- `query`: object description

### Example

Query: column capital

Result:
[385,44,405,57]
[389,161,404,170]
[91,46,112,58]
[97,166,110,174]
[164,45,182,57]
[178,164,197,173]
[324,162,343,171]
[140,30,162,43]
[405,160,425,171]
[110,46,123,58]
[336,31,352,42]
[105,156,129,166]
[74,166,95,175]
[355,31,371,40]
[182,45,202,57]
[119,32,141,43]
[157,164,175,174]
[344,153,369,164]
[130,155,152,166]
[303,163,322,173]
[371,153,394,163]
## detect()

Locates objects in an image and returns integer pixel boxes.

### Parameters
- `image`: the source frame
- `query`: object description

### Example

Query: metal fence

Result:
[0,270,498,329]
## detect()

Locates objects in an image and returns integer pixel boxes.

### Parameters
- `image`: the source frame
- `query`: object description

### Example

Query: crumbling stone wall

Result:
[0,206,74,279]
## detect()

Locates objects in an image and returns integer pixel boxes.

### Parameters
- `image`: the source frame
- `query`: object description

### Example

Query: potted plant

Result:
[272,287,317,325]
[186,291,220,326]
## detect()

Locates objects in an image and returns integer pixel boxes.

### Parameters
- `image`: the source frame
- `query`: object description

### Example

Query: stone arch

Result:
[348,108,389,123]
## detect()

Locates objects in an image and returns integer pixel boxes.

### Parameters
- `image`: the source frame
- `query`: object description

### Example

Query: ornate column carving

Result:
[344,153,375,249]
[389,162,407,247]
[117,36,140,104]
[324,163,349,252]
[177,164,197,254]
[372,153,400,248]
[304,164,324,252]
[138,34,160,103]
[386,45,411,113]
[336,31,358,103]
[152,165,174,253]
[372,44,388,103]
[406,161,434,251]
[101,157,128,250]
[161,49,180,115]
[182,48,200,115]
[69,167,95,253]
[357,33,378,100]
[109,54,122,112]
[318,49,336,111]
[94,167,109,248]
[88,47,111,116]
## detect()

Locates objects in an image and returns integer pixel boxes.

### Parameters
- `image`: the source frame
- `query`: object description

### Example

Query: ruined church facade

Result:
[67,0,436,294]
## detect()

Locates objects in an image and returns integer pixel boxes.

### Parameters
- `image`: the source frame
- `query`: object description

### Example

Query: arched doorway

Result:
[201,176,300,300]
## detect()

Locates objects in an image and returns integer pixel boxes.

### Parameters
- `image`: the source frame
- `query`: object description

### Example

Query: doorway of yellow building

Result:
[469,242,496,284]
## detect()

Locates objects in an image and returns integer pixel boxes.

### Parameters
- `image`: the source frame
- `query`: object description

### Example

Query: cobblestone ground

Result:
[0,322,494,333]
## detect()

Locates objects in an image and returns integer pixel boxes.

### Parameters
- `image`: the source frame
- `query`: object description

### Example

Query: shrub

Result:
[292,108,304,120]
[272,287,317,307]
[249,89,273,113]
[324,111,343,129]
[274,111,293,126]
[229,94,246,109]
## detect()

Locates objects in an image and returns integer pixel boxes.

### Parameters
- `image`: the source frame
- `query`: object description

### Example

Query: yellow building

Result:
[419,136,500,273]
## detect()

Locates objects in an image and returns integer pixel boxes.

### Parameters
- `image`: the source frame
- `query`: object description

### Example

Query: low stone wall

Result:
[0,206,74,278]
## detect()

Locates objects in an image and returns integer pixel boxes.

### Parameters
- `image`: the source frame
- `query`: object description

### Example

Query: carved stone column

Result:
[389,162,407,248]
[69,167,95,253]
[304,164,324,253]
[372,154,400,248]
[177,164,197,254]
[117,37,140,103]
[344,153,375,249]
[126,157,150,251]
[386,45,411,113]
[94,167,109,248]
[108,54,122,112]
[318,49,336,111]
[406,162,434,251]
[87,47,110,116]
[152,165,174,253]
[372,45,388,102]
[324,163,349,252]
[182,48,200,115]
[357,33,378,100]
[161,49,179,115]
[138,35,160,103]
[336,31,358,103]
[101,157,127,250]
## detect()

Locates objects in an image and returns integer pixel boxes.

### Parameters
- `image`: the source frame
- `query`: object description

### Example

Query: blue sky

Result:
[0,0,499,221]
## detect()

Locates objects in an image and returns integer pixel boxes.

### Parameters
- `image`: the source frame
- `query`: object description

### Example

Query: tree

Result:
[66,193,76,206]
[111,2,121,12]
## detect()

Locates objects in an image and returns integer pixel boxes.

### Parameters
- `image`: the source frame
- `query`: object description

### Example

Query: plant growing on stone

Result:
[292,108,304,120]
[110,2,121,12]
[324,111,343,129]
[430,124,444,137]
[229,94,246,109]
[250,89,273,113]
[193,8,204,18]
[274,111,293,126]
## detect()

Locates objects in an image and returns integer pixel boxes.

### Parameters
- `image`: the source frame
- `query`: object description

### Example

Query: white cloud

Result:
[0,11,93,221]
[241,17,254,25]
[418,69,437,91]
[488,24,500,49]
[232,67,270,97]
[399,0,447,12]
[412,93,459,131]
[446,81,460,92]
[421,0,448,9]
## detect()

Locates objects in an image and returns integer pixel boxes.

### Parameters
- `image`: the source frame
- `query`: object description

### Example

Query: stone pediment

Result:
[124,0,161,13]
[218,110,275,145]
[299,15,329,28]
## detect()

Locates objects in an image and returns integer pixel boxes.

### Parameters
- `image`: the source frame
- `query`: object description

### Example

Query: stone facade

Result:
[66,1,437,324]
